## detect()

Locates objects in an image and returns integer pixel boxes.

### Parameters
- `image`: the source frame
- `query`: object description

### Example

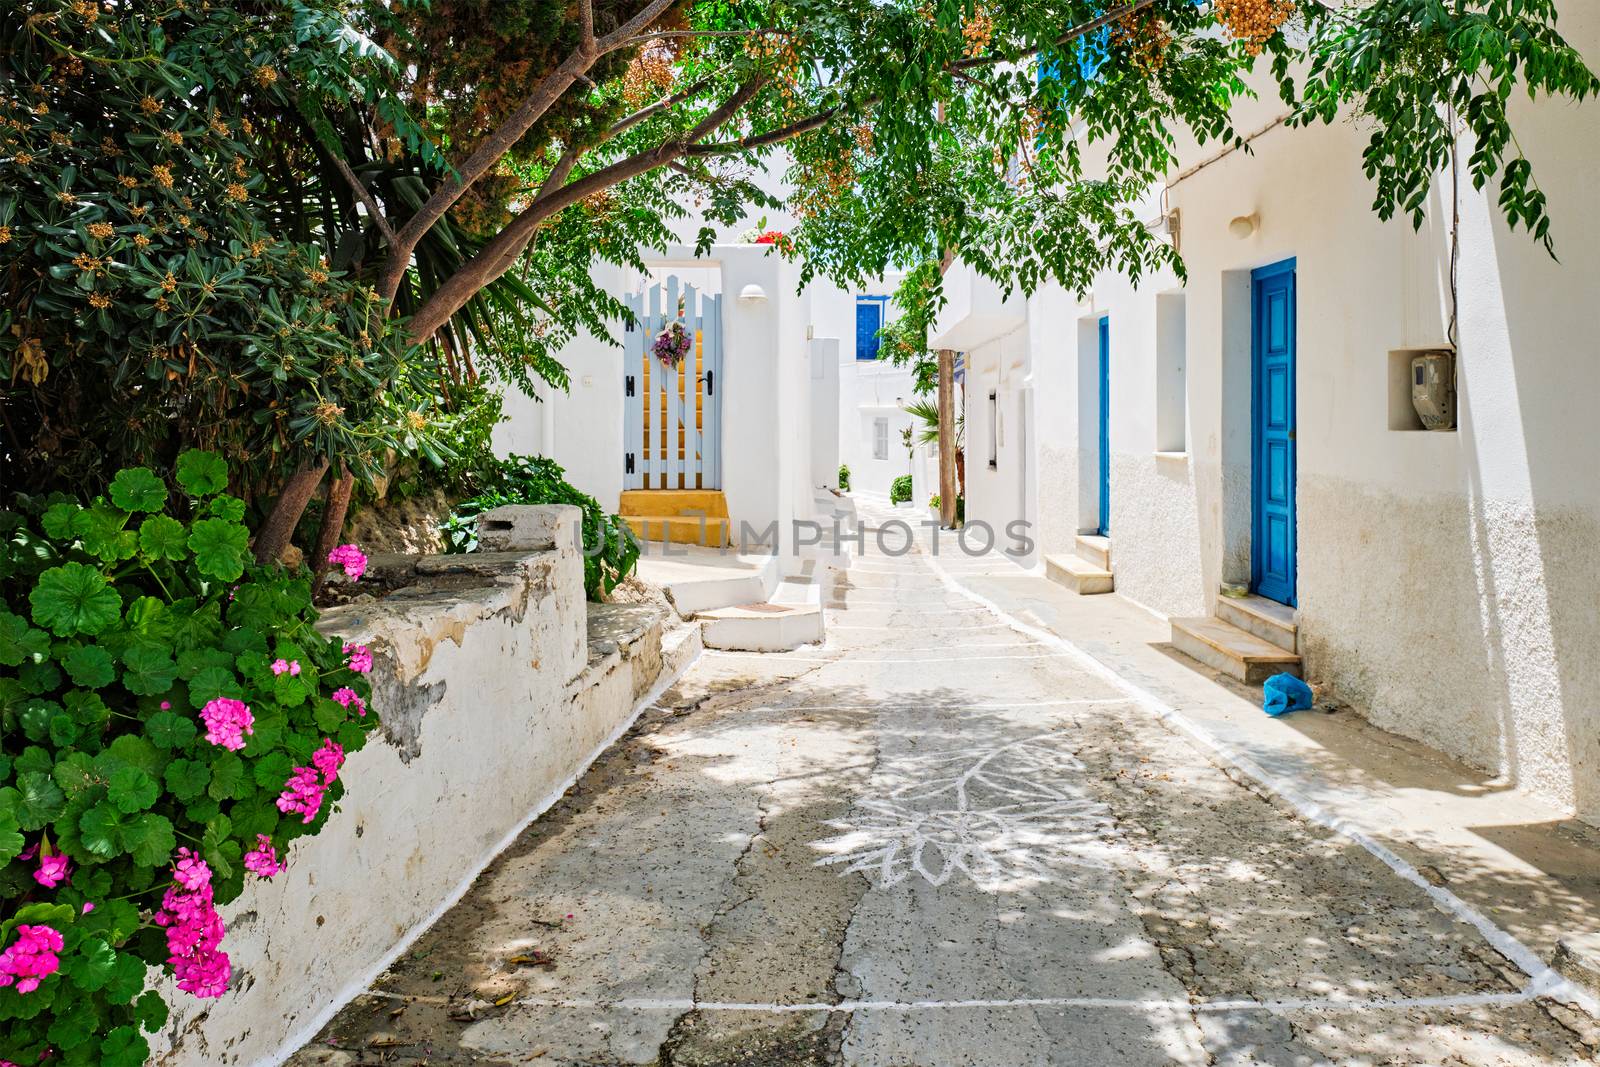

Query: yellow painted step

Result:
[624,515,730,547]
[619,490,729,520]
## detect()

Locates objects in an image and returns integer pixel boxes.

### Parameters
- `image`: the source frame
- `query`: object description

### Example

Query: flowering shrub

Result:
[0,451,377,1066]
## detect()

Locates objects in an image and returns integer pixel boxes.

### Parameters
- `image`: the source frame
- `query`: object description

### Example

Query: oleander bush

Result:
[0,452,377,1066]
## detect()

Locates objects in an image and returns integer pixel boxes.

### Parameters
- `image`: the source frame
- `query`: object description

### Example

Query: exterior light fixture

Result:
[1228,213,1259,239]
[738,283,768,303]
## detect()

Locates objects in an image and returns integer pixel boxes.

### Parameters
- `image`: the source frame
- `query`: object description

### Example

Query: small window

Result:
[872,417,889,460]
[855,298,887,361]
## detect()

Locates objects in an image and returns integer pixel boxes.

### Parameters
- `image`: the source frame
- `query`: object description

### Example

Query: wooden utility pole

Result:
[937,348,957,528]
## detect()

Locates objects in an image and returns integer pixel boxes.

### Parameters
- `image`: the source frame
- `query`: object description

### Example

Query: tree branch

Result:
[375,0,680,305]
[330,154,396,245]
[609,70,725,139]
[406,78,768,343]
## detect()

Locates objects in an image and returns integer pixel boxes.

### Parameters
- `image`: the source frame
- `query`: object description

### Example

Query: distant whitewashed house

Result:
[945,2,1600,826]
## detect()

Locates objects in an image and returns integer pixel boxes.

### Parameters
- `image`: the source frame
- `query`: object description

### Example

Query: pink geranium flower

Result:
[327,543,368,580]
[33,852,69,889]
[312,738,345,785]
[154,855,232,999]
[276,766,327,824]
[199,697,254,751]
[331,686,367,717]
[243,834,283,879]
[0,924,64,995]
[270,658,301,676]
[343,643,373,674]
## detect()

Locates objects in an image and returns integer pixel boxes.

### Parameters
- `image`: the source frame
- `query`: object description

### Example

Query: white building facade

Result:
[946,4,1600,825]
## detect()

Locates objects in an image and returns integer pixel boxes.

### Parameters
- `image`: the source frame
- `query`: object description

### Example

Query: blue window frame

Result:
[855,296,888,361]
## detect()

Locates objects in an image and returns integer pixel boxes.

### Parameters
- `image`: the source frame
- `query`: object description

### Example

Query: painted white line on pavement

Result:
[829,621,1016,631]
[704,650,1077,664]
[920,552,1600,1019]
[363,986,1537,1016]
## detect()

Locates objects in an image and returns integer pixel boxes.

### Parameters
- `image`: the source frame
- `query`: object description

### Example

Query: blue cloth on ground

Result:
[1262,673,1313,716]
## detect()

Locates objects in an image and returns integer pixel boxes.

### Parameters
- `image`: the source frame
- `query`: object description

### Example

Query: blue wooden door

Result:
[1251,260,1297,605]
[1097,316,1110,535]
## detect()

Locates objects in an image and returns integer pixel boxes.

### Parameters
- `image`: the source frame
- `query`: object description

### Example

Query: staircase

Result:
[1044,534,1114,595]
[620,490,730,547]
[1171,594,1301,684]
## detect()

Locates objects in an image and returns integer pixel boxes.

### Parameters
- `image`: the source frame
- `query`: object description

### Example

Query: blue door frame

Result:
[1097,316,1110,535]
[1251,259,1297,606]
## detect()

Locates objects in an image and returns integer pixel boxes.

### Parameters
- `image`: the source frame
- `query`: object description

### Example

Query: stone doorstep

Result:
[1215,592,1299,653]
[1075,533,1112,570]
[1045,552,1114,595]
[1170,614,1302,686]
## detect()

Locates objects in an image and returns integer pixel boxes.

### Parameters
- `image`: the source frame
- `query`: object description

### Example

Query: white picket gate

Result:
[623,277,723,490]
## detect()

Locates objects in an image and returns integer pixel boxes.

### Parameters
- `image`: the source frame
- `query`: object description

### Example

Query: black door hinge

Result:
[625,375,635,397]
[625,453,635,474]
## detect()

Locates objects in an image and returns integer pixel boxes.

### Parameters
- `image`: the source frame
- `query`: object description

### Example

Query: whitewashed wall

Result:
[978,2,1600,823]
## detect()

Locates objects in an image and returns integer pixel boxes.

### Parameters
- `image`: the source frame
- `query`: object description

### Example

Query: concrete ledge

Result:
[155,506,673,1066]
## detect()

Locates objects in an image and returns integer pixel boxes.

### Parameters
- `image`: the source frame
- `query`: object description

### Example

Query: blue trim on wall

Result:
[1097,315,1110,536]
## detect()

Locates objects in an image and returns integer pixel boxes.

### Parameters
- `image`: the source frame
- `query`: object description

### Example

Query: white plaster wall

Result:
[157,508,664,1065]
[1054,1,1600,820]
[811,276,916,498]
[962,326,1033,559]
[494,261,626,510]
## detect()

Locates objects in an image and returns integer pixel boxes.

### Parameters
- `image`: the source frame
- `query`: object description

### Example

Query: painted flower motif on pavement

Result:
[811,734,1118,890]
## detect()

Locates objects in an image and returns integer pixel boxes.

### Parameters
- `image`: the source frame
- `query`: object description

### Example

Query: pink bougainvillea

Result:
[0,924,64,995]
[33,851,69,889]
[199,697,254,751]
[242,834,283,879]
[270,657,301,676]
[154,850,231,999]
[326,543,368,580]
[332,686,367,717]
[343,642,373,674]
[275,766,327,824]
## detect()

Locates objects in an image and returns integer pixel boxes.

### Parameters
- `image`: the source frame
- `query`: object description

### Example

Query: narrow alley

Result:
[291,504,1600,1066]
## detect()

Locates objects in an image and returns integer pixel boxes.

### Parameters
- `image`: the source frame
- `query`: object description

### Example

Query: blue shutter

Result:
[855,298,884,361]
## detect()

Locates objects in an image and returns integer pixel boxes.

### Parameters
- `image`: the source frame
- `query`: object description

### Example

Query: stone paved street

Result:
[290,507,1600,1066]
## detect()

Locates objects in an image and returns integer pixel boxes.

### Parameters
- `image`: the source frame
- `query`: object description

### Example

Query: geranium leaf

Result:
[187,517,249,581]
[60,644,116,688]
[121,812,175,866]
[72,505,137,563]
[135,989,169,1033]
[107,767,159,813]
[29,563,122,636]
[145,709,197,749]
[164,758,210,801]
[79,801,128,858]
[41,501,82,540]
[0,610,51,666]
[119,642,176,696]
[205,494,247,522]
[16,771,66,831]
[175,449,228,497]
[137,514,188,561]
[108,467,168,513]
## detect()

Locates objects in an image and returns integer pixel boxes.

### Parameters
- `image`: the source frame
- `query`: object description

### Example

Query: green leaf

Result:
[61,644,116,688]
[103,952,149,1006]
[79,801,129,858]
[135,989,169,1033]
[53,752,99,799]
[208,751,247,799]
[64,689,110,727]
[122,812,175,866]
[72,505,137,563]
[108,467,168,512]
[63,937,117,993]
[0,813,24,864]
[47,995,100,1051]
[120,642,176,696]
[29,563,122,636]
[16,771,66,830]
[164,758,210,801]
[107,767,159,813]
[137,514,188,561]
[175,449,228,497]
[105,734,165,776]
[188,664,240,701]
[100,1025,150,1066]
[145,709,197,749]
[0,610,51,665]
[205,494,247,523]
[18,658,62,694]
[41,501,82,540]
[188,517,249,581]
[250,751,293,790]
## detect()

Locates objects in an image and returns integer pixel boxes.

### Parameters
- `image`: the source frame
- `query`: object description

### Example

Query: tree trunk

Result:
[252,460,330,565]
[311,466,356,590]
[938,348,957,529]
